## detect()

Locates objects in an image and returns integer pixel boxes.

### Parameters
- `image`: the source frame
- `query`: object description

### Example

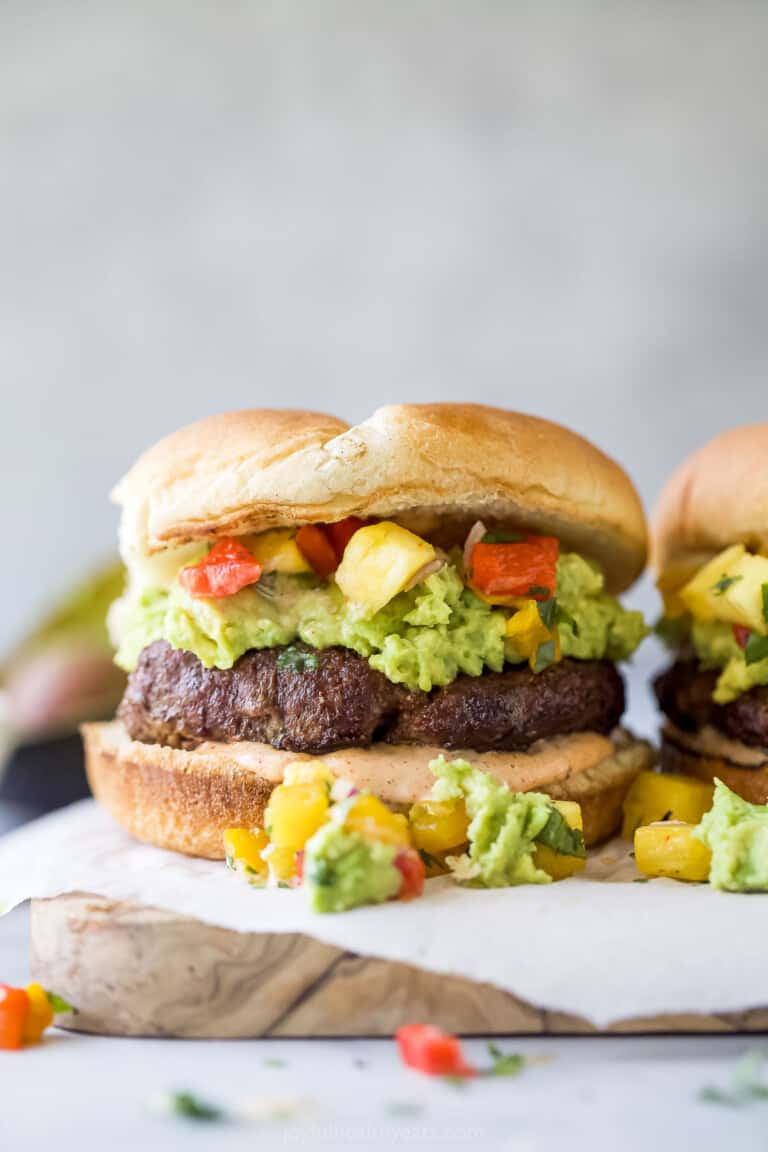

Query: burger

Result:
[654,424,768,803]
[84,403,652,858]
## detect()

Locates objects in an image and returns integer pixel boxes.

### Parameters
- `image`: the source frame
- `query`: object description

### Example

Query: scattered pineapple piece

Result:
[223,828,270,882]
[657,560,706,618]
[409,798,469,854]
[621,771,714,839]
[679,544,768,632]
[341,793,411,847]
[334,522,436,615]
[534,800,586,881]
[263,844,299,885]
[505,600,559,670]
[265,782,330,849]
[634,822,712,882]
[244,529,313,575]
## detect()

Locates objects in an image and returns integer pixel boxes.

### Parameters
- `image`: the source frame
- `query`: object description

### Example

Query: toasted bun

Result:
[114,404,647,593]
[661,732,768,805]
[653,424,768,574]
[83,721,653,858]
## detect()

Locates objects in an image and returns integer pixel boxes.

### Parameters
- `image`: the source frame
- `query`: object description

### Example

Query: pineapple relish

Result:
[113,520,646,693]
[658,544,768,702]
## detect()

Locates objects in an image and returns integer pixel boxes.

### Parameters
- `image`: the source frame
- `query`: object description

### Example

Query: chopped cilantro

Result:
[157,1092,225,1122]
[527,583,552,598]
[277,645,320,673]
[263,1058,286,1068]
[532,638,557,674]
[537,598,557,631]
[711,574,742,596]
[46,991,74,1014]
[745,633,768,666]
[660,810,673,823]
[481,530,525,544]
[535,808,586,859]
[484,1043,525,1078]
[700,1050,768,1107]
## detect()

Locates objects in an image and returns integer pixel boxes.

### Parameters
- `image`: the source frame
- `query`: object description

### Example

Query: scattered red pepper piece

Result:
[295,524,339,579]
[733,624,751,650]
[179,538,263,599]
[325,516,370,560]
[396,1024,476,1078]
[0,985,29,1051]
[295,849,304,884]
[395,849,425,901]
[470,535,559,599]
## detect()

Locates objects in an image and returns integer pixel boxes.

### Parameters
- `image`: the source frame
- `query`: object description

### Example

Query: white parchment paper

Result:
[2,799,766,1026]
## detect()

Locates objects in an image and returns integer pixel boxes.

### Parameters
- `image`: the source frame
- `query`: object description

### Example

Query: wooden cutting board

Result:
[29,893,768,1037]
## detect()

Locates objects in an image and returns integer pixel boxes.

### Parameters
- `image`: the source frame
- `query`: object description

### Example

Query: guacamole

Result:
[114,551,646,693]
[690,619,768,704]
[429,756,584,887]
[695,779,768,891]
[302,823,402,913]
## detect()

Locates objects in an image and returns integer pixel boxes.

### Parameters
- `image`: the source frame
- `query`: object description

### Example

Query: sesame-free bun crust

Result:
[661,733,768,806]
[114,405,647,593]
[653,424,768,574]
[83,721,653,858]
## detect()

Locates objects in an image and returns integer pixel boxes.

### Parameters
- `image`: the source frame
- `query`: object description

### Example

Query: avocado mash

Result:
[114,551,646,693]
[690,619,768,704]
[695,779,768,891]
[429,756,585,887]
[302,823,402,912]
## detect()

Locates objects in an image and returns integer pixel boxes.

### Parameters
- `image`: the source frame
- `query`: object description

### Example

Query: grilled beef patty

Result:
[119,640,625,755]
[655,658,768,749]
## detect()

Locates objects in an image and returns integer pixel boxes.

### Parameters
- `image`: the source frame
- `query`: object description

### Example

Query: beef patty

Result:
[655,658,768,749]
[119,640,625,755]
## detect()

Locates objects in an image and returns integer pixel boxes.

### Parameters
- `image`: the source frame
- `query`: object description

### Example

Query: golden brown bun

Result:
[661,733,768,805]
[653,424,768,573]
[83,721,653,858]
[114,404,648,593]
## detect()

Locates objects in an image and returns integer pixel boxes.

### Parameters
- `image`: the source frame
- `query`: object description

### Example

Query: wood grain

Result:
[29,894,768,1037]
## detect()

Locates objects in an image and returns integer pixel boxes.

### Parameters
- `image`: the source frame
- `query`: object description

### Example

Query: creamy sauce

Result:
[664,722,768,768]
[101,722,616,805]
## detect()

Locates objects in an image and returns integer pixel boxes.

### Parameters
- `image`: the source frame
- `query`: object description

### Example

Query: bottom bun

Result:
[83,721,654,859]
[661,729,768,805]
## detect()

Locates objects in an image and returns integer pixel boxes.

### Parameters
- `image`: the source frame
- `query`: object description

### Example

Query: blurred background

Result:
[1,0,766,821]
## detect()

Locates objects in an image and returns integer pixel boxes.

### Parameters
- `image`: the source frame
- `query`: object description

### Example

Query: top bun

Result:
[653,424,768,574]
[114,404,648,593]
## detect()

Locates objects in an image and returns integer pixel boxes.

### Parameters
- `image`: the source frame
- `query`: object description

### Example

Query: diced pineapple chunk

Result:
[341,793,411,847]
[657,560,706,618]
[505,600,555,667]
[223,827,270,881]
[264,782,330,849]
[283,761,334,788]
[334,522,436,615]
[679,545,768,632]
[634,822,712,882]
[534,800,586,881]
[245,529,313,575]
[409,798,469,854]
[621,771,714,839]
[263,844,299,885]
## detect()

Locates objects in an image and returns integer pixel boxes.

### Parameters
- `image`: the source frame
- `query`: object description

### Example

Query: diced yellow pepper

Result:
[223,828,270,881]
[408,798,469,854]
[679,544,768,632]
[244,529,313,574]
[342,793,411,846]
[334,522,436,615]
[22,983,54,1044]
[264,782,330,849]
[621,771,714,838]
[263,844,299,885]
[634,822,712,882]
[505,600,553,665]
[283,761,334,788]
[534,800,586,881]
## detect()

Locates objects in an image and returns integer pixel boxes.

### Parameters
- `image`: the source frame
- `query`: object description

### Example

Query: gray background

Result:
[2,0,767,653]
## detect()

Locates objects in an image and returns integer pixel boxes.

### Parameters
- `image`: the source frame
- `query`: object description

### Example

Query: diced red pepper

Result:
[733,624,751,650]
[179,538,262,599]
[295,524,339,579]
[470,535,559,599]
[396,1024,476,1077]
[325,516,369,560]
[395,849,425,901]
[0,985,29,1051]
